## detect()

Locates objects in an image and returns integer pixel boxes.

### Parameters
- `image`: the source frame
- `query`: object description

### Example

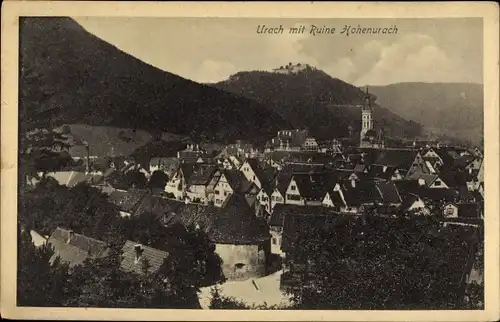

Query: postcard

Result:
[1,1,499,321]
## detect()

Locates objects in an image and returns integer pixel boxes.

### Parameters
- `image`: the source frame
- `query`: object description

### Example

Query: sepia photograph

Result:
[1,1,499,321]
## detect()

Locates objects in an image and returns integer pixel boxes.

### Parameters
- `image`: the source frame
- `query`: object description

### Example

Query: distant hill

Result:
[369,83,483,145]
[19,17,289,145]
[210,63,423,142]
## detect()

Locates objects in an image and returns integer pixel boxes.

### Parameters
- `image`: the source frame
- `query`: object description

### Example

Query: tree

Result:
[17,229,73,306]
[282,215,475,309]
[148,170,169,190]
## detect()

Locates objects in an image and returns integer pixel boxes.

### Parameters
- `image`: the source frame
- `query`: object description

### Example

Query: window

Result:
[253,175,256,181]
[224,191,228,196]
[215,190,220,195]
[235,263,246,270]
[276,196,282,202]
[290,185,296,191]
[434,180,441,186]
[216,199,221,204]
[272,237,277,245]
[287,194,301,201]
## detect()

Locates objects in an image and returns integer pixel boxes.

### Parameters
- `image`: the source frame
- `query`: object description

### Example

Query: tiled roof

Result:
[375,181,402,204]
[188,164,218,186]
[108,190,147,213]
[120,240,168,275]
[341,180,382,206]
[132,194,182,218]
[439,168,468,188]
[369,149,419,169]
[223,169,254,194]
[47,227,108,267]
[166,194,270,245]
[291,172,339,202]
[245,158,276,195]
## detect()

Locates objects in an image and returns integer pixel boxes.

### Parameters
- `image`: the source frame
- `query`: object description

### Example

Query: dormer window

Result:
[134,244,144,264]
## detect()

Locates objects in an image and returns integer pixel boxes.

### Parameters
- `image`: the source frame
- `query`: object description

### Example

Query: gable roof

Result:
[292,173,335,201]
[245,158,276,194]
[120,241,168,275]
[166,194,269,245]
[47,227,108,267]
[341,180,383,206]
[108,190,147,213]
[188,164,218,186]
[222,169,255,194]
[368,149,419,169]
[375,181,402,204]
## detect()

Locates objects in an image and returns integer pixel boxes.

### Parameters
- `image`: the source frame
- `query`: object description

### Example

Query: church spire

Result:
[364,86,371,108]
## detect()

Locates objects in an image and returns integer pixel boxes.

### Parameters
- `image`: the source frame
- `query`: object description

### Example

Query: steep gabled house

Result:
[239,158,276,195]
[321,185,346,211]
[46,227,109,268]
[269,171,293,211]
[284,173,331,206]
[212,169,257,207]
[120,241,169,276]
[164,162,196,199]
[185,164,219,203]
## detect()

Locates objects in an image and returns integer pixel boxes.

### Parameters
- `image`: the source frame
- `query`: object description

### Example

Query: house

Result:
[365,149,420,178]
[407,172,449,189]
[284,173,333,206]
[185,164,219,203]
[212,169,257,207]
[177,144,205,163]
[120,241,169,276]
[164,162,196,199]
[164,194,271,281]
[442,202,482,219]
[269,171,293,211]
[149,157,180,178]
[303,137,319,151]
[333,179,384,213]
[239,158,275,192]
[46,227,108,268]
[108,190,147,217]
[269,129,308,151]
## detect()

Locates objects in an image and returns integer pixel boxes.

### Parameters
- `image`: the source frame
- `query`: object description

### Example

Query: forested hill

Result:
[210,64,423,141]
[19,17,289,144]
[369,82,483,145]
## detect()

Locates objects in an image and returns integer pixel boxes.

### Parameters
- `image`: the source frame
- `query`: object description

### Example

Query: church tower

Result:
[360,86,374,142]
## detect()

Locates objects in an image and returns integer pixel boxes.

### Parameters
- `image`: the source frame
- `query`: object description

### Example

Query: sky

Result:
[73,17,483,86]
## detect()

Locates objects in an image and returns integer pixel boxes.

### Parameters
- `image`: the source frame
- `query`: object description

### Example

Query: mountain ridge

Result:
[368,82,483,145]
[210,65,423,142]
[19,17,290,145]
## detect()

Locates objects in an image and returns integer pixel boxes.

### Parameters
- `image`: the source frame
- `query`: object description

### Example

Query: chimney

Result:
[85,144,90,174]
[66,230,74,243]
[134,244,143,263]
